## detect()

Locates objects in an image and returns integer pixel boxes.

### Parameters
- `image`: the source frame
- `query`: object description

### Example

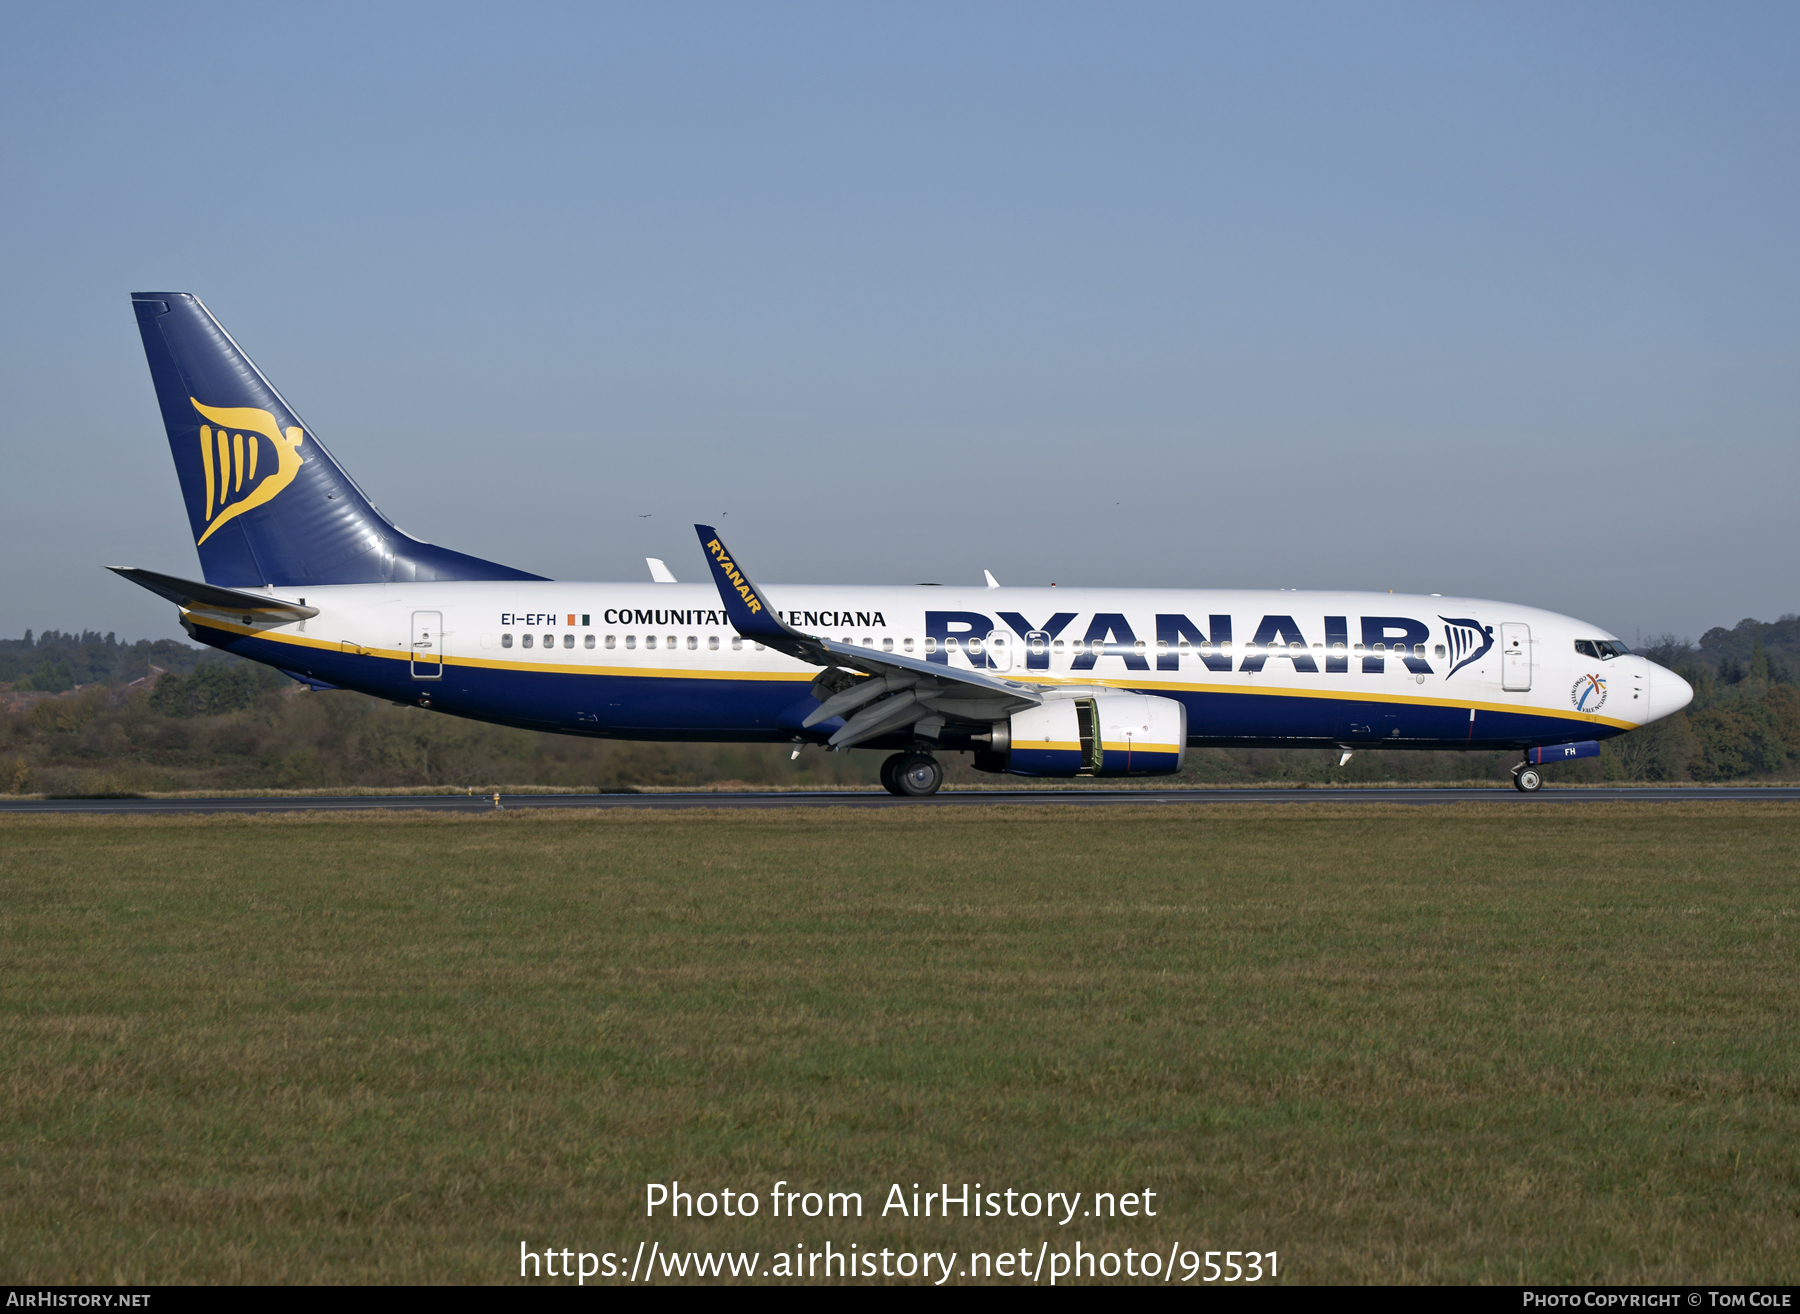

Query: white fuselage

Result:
[204,580,1690,748]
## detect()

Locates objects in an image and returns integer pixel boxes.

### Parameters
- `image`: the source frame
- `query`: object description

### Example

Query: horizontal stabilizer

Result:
[108,566,318,625]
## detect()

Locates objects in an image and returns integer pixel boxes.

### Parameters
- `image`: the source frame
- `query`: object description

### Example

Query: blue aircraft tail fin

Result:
[130,293,545,587]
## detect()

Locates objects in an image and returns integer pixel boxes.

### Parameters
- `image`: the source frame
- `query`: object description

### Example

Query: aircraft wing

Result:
[108,566,318,625]
[693,524,1041,748]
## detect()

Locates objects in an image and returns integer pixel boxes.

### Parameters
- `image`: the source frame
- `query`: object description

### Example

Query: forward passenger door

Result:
[1500,623,1531,692]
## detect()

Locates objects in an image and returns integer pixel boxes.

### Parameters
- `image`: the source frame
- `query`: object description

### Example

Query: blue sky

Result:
[2,2,1795,643]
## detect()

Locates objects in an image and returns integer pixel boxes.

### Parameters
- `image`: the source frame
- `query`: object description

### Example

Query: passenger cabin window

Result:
[522,634,533,649]
[563,634,574,649]
[646,636,657,650]
[1434,644,1446,658]
[708,636,720,651]
[542,634,553,648]
[605,635,616,649]
[502,633,513,649]
[924,638,938,654]
[903,638,914,652]
[585,634,596,649]
[625,635,637,649]
[731,637,743,651]
[666,635,676,649]
[882,637,894,652]
[687,636,698,650]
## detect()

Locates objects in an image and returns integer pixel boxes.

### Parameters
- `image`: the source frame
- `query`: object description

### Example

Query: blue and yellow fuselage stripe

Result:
[196,616,1633,749]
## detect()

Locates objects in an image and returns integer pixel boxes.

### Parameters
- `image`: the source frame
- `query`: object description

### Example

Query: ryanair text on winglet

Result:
[706,538,764,616]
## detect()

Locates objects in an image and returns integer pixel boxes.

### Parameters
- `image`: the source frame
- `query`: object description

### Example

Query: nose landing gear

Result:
[1512,763,1542,793]
[880,752,944,797]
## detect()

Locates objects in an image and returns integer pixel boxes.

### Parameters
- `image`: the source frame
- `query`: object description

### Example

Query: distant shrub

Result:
[149,663,282,718]
[16,659,74,693]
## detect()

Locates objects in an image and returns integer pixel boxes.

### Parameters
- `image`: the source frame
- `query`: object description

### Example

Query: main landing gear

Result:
[880,752,944,798]
[1512,764,1543,793]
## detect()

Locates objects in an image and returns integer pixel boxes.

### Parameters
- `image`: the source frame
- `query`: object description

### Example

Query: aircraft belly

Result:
[1165,687,1629,750]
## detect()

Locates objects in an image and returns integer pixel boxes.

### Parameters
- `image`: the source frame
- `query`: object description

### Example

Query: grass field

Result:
[2,803,1796,1284]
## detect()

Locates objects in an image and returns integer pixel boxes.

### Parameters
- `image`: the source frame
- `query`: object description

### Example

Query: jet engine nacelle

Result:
[977,694,1188,777]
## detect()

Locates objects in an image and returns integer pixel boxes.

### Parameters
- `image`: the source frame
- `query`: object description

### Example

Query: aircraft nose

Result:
[1644,661,1694,723]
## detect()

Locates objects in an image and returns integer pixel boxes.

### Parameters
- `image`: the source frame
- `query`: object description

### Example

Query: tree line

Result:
[4,612,1798,793]
[0,629,237,692]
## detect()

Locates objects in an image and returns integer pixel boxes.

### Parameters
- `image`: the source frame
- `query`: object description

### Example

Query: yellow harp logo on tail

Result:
[190,398,307,544]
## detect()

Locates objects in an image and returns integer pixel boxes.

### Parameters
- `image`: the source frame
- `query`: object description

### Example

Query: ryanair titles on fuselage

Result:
[491,602,1499,681]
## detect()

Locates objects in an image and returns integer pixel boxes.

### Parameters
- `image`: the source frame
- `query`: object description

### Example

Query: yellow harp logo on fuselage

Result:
[191,398,306,545]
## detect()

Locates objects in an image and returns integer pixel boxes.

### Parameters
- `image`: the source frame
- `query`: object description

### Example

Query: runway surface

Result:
[4,786,1798,815]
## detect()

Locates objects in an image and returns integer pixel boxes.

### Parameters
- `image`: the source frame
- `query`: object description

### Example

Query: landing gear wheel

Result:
[1514,767,1542,793]
[879,754,906,796]
[892,753,944,798]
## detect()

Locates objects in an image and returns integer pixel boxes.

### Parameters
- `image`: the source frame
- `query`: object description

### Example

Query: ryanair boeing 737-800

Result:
[113,293,1693,795]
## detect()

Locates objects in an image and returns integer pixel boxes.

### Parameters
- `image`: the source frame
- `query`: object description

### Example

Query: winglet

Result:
[694,525,797,644]
[691,525,1045,705]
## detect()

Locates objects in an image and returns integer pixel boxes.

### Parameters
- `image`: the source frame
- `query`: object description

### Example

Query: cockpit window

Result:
[1576,639,1631,660]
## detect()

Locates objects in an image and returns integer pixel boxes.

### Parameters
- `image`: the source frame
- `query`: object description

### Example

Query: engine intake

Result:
[978,694,1187,777]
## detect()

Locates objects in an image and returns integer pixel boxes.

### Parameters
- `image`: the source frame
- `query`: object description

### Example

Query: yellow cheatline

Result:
[184,619,1636,729]
[1025,672,1636,731]
[199,425,215,519]
[189,399,307,545]
[198,620,815,682]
